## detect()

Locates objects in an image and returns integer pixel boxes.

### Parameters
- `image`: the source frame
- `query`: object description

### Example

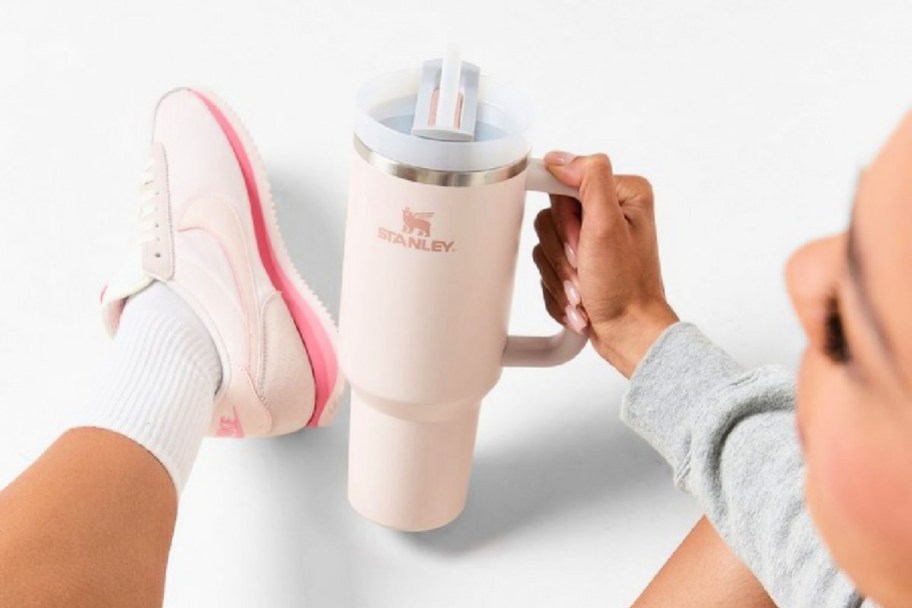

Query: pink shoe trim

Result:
[191,90,337,427]
[216,406,246,438]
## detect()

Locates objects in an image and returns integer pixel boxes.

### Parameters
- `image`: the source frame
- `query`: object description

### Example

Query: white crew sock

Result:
[73,282,222,493]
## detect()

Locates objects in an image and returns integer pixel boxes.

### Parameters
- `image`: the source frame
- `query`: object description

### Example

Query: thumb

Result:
[544,152,624,237]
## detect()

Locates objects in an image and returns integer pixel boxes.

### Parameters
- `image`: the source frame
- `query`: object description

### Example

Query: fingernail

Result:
[563,280,580,306]
[545,150,577,166]
[564,242,578,269]
[565,304,588,334]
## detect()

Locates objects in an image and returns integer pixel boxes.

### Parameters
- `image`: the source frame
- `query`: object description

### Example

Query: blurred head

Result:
[786,111,912,606]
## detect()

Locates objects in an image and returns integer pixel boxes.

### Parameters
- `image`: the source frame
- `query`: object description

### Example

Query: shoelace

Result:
[138,157,160,245]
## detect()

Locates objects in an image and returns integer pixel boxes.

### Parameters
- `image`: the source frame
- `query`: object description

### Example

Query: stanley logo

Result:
[377,207,456,253]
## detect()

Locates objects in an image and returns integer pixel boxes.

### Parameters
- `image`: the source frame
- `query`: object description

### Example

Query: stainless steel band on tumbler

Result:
[354,137,529,187]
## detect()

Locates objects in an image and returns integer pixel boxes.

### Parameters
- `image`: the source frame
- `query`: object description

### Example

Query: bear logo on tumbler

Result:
[402,207,433,237]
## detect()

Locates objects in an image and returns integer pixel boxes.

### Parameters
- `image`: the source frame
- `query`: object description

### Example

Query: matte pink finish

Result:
[341,152,586,531]
[348,394,481,531]
[341,154,522,407]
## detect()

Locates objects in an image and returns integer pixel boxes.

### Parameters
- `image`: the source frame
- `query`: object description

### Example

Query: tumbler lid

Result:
[354,51,532,173]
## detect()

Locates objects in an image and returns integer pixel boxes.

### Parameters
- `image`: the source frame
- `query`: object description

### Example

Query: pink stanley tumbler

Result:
[340,52,588,531]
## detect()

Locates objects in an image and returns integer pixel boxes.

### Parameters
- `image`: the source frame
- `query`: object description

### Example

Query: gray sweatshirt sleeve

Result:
[621,322,871,608]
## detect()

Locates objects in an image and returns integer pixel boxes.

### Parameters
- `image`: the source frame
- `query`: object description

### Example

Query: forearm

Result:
[633,516,776,608]
[621,323,866,608]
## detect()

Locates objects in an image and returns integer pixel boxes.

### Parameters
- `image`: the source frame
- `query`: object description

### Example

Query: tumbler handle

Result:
[502,158,588,367]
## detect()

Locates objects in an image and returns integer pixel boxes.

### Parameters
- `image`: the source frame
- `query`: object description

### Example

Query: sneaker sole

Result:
[190,89,345,428]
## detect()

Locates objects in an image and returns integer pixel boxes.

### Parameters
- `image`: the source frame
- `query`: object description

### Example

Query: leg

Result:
[0,429,177,608]
[0,284,220,608]
[0,87,342,608]
[633,516,777,608]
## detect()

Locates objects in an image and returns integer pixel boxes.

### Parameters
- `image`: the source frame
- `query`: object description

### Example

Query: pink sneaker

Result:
[101,88,345,437]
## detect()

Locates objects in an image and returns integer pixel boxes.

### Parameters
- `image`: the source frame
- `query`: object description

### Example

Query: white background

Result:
[2,1,911,606]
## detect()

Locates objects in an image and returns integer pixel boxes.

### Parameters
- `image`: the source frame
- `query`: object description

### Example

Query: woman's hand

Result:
[532,152,678,378]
